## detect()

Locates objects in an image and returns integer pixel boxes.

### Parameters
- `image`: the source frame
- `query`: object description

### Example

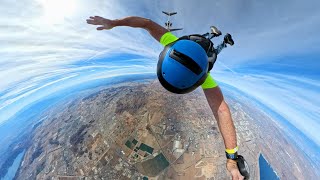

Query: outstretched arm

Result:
[203,86,244,180]
[203,86,237,148]
[86,16,168,42]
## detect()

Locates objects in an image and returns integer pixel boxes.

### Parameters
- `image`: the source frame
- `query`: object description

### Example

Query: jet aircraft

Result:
[162,11,183,32]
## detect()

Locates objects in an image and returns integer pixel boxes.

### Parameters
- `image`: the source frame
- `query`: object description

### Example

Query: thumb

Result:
[96,26,105,30]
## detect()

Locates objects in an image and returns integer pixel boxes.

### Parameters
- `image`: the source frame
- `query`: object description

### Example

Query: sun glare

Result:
[38,0,77,24]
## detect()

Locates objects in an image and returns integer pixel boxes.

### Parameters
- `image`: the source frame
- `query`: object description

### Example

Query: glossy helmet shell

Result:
[157,40,209,94]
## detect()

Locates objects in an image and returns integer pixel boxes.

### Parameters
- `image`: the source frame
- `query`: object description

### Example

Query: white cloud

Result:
[215,71,320,145]
[0,0,163,124]
[0,0,319,146]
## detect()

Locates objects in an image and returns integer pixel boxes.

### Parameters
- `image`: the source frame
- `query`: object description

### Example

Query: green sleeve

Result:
[201,73,218,89]
[160,32,179,46]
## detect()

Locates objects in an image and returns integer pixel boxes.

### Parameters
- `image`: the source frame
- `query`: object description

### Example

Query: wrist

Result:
[226,146,238,154]
[110,19,119,27]
[225,146,239,160]
[226,151,238,160]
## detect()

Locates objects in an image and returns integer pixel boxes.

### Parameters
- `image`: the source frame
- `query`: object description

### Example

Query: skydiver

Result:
[86,16,243,180]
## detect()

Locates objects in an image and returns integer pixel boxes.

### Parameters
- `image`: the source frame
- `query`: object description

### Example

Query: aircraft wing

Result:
[169,28,183,32]
[169,12,177,16]
[162,11,177,16]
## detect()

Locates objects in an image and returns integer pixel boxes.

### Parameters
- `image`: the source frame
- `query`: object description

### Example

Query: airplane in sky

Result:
[162,11,183,32]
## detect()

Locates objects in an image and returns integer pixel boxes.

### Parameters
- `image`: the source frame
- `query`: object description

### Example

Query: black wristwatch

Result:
[226,151,238,160]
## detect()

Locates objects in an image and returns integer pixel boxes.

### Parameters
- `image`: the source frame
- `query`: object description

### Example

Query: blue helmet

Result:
[157,39,209,94]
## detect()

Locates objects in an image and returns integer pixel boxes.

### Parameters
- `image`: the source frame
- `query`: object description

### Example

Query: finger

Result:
[233,170,244,180]
[235,172,244,180]
[86,19,96,25]
[97,26,105,30]
[233,174,240,180]
[230,170,241,180]
[87,19,101,25]
[90,16,99,21]
[86,19,92,24]
[89,16,101,21]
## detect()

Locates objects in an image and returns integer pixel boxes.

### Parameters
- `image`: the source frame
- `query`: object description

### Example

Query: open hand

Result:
[227,159,245,180]
[86,16,115,30]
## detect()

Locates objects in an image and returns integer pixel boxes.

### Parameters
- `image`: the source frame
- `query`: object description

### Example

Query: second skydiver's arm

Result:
[86,16,168,42]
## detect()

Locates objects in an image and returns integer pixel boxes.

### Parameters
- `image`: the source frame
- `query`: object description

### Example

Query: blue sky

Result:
[0,0,319,147]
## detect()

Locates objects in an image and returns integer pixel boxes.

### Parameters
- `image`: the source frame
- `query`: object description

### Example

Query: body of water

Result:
[259,154,279,180]
[2,151,25,180]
